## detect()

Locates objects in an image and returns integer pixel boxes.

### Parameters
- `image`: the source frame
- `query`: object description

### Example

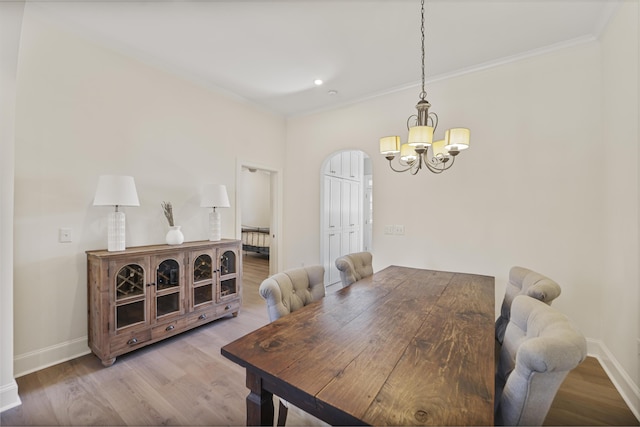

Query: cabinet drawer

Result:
[217,300,240,316]
[186,307,217,327]
[152,318,187,340]
[110,329,151,354]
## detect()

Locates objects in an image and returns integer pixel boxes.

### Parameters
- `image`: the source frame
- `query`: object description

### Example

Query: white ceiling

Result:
[27,0,618,117]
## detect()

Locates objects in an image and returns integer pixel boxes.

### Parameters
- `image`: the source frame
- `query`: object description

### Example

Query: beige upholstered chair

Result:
[335,251,373,287]
[495,266,562,344]
[495,295,587,426]
[259,265,325,322]
[258,265,325,425]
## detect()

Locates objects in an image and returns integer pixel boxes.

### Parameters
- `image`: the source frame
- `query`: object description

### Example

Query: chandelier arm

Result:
[423,156,446,174]
[428,154,456,173]
[406,114,418,130]
[428,112,438,131]
[419,148,445,174]
[410,157,424,175]
[388,158,416,173]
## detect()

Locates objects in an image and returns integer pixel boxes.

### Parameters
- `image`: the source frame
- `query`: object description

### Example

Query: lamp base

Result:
[107,211,126,251]
[209,210,222,241]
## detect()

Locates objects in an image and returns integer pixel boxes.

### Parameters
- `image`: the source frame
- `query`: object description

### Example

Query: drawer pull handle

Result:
[198,314,207,320]
[127,338,138,345]
[165,325,175,331]
[225,305,231,310]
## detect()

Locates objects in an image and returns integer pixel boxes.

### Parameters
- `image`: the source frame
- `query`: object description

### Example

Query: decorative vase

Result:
[166,225,184,245]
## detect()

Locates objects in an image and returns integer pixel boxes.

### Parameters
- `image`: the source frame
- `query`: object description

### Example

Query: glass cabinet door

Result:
[219,249,238,299]
[115,263,146,329]
[192,253,214,307]
[155,258,182,318]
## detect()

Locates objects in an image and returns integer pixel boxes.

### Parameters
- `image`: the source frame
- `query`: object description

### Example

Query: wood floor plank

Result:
[1,253,637,426]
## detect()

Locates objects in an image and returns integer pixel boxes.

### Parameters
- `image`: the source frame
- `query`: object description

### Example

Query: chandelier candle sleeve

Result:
[379,0,471,175]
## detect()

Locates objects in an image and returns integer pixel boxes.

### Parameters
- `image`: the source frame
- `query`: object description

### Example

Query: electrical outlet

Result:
[59,227,72,243]
[384,225,394,235]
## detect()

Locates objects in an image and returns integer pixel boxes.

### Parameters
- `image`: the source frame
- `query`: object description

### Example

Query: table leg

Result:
[246,369,274,426]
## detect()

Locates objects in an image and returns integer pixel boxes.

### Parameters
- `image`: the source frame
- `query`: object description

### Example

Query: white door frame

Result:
[236,159,283,275]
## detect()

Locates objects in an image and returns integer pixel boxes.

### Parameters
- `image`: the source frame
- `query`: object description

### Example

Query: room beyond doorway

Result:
[237,162,282,276]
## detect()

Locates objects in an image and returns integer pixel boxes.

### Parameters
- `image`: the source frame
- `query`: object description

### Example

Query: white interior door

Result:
[320,150,370,289]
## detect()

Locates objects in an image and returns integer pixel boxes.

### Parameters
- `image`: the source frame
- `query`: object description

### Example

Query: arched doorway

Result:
[320,150,372,293]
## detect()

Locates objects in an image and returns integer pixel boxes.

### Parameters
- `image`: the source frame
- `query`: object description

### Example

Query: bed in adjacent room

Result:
[241,226,270,256]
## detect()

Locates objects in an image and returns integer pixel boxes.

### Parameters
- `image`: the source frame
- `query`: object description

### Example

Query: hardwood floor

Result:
[1,253,638,426]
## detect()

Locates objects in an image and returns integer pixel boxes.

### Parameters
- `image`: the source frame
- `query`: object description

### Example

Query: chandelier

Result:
[379,0,470,175]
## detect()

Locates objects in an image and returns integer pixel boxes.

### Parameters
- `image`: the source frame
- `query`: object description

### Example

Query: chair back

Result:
[495,266,562,343]
[495,295,587,426]
[335,252,373,287]
[258,265,325,322]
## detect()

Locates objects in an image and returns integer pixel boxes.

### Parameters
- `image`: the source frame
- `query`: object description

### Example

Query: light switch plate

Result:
[59,227,72,243]
[394,225,405,235]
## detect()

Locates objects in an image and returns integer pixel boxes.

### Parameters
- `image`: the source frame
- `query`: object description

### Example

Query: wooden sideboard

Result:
[87,240,242,366]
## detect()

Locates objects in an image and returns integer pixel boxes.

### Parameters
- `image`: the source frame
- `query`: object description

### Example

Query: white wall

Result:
[12,8,285,375]
[601,0,639,393]
[286,41,604,332]
[240,169,271,228]
[0,0,24,412]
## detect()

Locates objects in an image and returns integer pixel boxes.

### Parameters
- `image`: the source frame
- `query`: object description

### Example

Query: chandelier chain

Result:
[420,0,426,100]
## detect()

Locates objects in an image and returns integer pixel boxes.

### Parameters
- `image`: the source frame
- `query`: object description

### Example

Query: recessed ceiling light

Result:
[314,79,323,86]
[328,90,338,96]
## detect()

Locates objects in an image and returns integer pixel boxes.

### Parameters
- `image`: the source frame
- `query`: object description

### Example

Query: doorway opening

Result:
[237,162,282,276]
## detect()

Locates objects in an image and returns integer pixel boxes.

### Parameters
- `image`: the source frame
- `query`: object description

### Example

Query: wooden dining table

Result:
[221,266,495,426]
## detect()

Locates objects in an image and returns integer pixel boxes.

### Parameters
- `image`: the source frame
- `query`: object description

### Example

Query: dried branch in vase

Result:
[161,201,175,227]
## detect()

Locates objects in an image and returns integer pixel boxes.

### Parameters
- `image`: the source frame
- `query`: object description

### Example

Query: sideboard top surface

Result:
[86,239,241,258]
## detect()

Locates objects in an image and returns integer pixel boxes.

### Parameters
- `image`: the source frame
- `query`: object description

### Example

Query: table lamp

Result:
[93,175,140,251]
[200,184,230,241]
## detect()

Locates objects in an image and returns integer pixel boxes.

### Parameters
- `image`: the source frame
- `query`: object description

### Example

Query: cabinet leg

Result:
[232,311,239,317]
[101,357,116,367]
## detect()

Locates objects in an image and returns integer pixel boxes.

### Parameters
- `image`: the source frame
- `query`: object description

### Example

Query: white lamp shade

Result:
[200,184,230,208]
[400,144,417,162]
[93,175,140,207]
[407,126,433,147]
[444,128,470,151]
[379,136,401,155]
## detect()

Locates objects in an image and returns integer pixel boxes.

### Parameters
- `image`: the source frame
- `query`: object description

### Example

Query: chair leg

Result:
[277,400,288,426]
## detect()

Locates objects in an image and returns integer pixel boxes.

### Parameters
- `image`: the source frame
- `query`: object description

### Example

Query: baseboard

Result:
[0,379,21,413]
[14,336,91,378]
[587,338,640,421]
